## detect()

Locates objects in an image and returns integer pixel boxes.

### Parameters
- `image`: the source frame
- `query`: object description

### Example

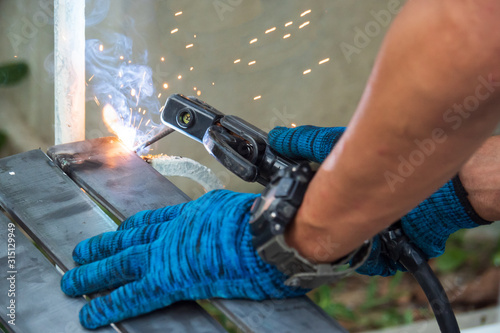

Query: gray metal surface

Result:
[48,137,347,333]
[47,137,190,220]
[0,150,226,333]
[0,213,115,333]
[213,297,348,333]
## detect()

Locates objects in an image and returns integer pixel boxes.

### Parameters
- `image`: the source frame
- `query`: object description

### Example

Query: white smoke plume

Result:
[86,31,162,150]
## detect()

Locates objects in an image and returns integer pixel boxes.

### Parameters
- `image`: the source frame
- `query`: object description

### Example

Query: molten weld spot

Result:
[102,104,136,150]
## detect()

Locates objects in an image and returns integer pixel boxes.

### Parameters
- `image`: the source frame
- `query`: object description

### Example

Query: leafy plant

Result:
[493,241,500,267]
[0,62,28,152]
[0,62,29,86]
[435,247,469,273]
[362,271,404,310]
[312,284,357,321]
[0,130,7,151]
[435,230,468,273]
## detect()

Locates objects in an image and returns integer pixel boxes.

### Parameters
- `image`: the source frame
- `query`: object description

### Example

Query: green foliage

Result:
[312,284,357,321]
[362,272,404,310]
[308,273,415,331]
[435,230,468,273]
[0,131,7,150]
[435,247,468,273]
[493,241,500,267]
[371,308,414,328]
[0,62,29,86]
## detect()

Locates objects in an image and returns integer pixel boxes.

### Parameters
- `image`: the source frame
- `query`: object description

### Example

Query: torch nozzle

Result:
[134,127,175,152]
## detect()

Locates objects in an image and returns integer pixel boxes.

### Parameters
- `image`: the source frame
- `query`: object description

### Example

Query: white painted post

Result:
[54,0,85,144]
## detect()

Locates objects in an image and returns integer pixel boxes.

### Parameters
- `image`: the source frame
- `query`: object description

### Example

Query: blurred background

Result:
[0,0,387,194]
[0,0,498,332]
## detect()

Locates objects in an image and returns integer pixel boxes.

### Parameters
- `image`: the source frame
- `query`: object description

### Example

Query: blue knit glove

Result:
[61,190,307,329]
[269,126,492,276]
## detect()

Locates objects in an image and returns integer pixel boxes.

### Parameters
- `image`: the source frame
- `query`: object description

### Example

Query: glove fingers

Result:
[79,278,173,329]
[61,244,149,297]
[268,126,345,163]
[72,223,165,265]
[118,203,187,230]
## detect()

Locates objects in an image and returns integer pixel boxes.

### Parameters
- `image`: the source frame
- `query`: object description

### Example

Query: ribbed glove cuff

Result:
[451,175,492,226]
[401,176,491,258]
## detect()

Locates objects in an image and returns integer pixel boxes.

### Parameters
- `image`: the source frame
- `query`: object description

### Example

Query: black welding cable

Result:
[379,223,460,333]
[397,240,460,333]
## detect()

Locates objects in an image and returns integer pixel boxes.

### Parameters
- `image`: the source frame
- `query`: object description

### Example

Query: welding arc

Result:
[134,127,175,151]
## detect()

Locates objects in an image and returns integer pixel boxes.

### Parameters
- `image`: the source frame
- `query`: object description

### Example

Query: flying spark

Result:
[299,21,310,29]
[300,9,311,17]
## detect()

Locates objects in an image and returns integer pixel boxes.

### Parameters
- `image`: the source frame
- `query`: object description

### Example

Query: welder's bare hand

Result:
[61,190,307,329]
[269,126,493,276]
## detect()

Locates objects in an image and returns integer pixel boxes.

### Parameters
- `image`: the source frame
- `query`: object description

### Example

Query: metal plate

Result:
[0,150,225,333]
[47,137,190,220]
[213,297,347,333]
[0,213,115,333]
[0,150,117,272]
[48,137,347,333]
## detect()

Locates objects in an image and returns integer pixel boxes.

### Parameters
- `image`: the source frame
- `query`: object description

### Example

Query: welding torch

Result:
[140,93,460,333]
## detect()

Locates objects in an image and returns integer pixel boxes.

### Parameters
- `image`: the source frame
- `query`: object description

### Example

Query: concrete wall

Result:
[0,0,404,194]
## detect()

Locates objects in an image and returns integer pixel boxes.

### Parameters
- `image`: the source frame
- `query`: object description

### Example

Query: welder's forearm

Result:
[286,0,500,262]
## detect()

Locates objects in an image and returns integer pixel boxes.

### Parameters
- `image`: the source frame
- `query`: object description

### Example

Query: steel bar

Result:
[0,213,115,332]
[48,137,347,333]
[0,150,225,333]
